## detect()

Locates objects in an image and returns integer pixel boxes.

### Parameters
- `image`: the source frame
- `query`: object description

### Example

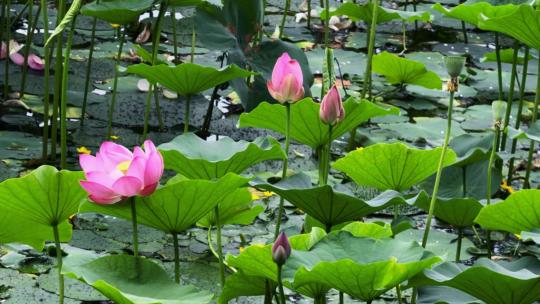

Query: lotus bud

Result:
[320,85,345,125]
[272,232,291,266]
[267,52,305,104]
[444,56,465,78]
[491,100,507,127]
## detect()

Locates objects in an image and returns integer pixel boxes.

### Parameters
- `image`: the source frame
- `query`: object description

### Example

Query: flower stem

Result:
[495,33,504,101]
[279,0,291,39]
[184,95,191,133]
[81,12,98,127]
[172,233,180,284]
[274,103,291,240]
[171,7,178,61]
[40,0,51,160]
[500,40,520,151]
[396,285,403,304]
[3,0,10,99]
[60,16,77,169]
[421,90,454,248]
[53,224,64,304]
[324,0,330,48]
[456,228,463,262]
[106,27,126,138]
[524,56,540,188]
[215,206,226,288]
[485,124,500,257]
[51,0,66,161]
[508,46,530,182]
[142,84,153,141]
[20,0,38,98]
[190,20,195,63]
[130,197,139,258]
[277,265,286,304]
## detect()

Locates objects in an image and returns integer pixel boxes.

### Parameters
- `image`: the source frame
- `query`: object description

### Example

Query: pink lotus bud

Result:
[272,232,291,266]
[27,54,44,70]
[0,42,6,60]
[79,140,164,204]
[267,52,305,104]
[319,85,345,125]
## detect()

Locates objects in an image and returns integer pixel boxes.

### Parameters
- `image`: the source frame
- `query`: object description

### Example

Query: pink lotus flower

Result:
[320,85,345,125]
[27,54,44,70]
[5,40,44,70]
[79,140,164,204]
[267,52,305,104]
[272,232,291,266]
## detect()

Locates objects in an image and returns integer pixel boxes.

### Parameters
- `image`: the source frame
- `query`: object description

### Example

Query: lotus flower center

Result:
[117,160,131,174]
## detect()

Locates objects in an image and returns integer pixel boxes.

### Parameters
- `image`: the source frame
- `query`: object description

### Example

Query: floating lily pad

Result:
[239,97,398,149]
[333,142,456,192]
[410,257,540,304]
[63,255,214,304]
[158,133,285,179]
[373,52,442,90]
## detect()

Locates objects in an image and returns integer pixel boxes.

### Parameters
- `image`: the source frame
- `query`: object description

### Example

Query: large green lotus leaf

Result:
[80,173,249,234]
[80,0,155,24]
[415,196,484,228]
[478,4,540,50]
[63,255,213,304]
[372,52,442,90]
[168,0,203,6]
[223,228,329,300]
[482,48,532,65]
[449,133,493,167]
[327,2,432,24]
[288,231,441,301]
[252,173,429,227]
[341,222,393,239]
[475,190,540,234]
[522,229,540,244]
[238,97,399,149]
[158,133,285,179]
[432,2,517,27]
[197,187,263,227]
[508,121,540,143]
[410,257,540,304]
[417,286,483,304]
[333,143,457,192]
[126,63,255,96]
[0,166,85,248]
[218,271,268,304]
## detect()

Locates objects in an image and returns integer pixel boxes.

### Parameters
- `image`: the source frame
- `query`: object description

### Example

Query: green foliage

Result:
[327,2,432,24]
[80,0,154,25]
[333,143,457,192]
[126,63,255,96]
[410,257,540,304]
[158,133,285,179]
[475,190,540,234]
[415,197,484,228]
[0,166,85,249]
[432,2,518,27]
[372,52,442,90]
[197,187,263,227]
[80,173,249,234]
[239,97,398,149]
[64,255,213,304]
[45,0,83,47]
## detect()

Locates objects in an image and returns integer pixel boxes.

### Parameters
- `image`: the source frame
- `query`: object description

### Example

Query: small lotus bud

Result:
[444,56,465,78]
[320,85,345,125]
[272,232,291,266]
[491,100,507,126]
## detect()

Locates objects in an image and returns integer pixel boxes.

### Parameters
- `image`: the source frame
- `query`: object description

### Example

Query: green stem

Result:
[184,95,191,133]
[20,0,38,98]
[307,0,311,29]
[274,103,291,240]
[53,224,64,304]
[41,0,50,160]
[508,46,530,182]
[421,90,454,248]
[51,0,66,161]
[462,167,467,196]
[106,27,126,138]
[486,124,499,257]
[3,0,11,98]
[81,13,98,127]
[495,33,504,101]
[277,265,286,304]
[142,84,153,140]
[215,206,226,288]
[396,285,403,304]
[278,0,291,39]
[500,40,520,151]
[264,279,273,304]
[171,7,178,61]
[190,21,195,63]
[172,233,180,284]
[456,228,463,262]
[524,57,540,188]
[153,87,164,130]
[323,0,329,48]
[130,197,139,258]
[60,16,77,169]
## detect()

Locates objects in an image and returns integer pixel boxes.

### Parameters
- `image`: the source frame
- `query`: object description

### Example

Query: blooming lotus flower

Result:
[267,52,305,104]
[6,40,44,70]
[320,85,345,125]
[272,232,291,266]
[79,140,164,204]
[27,54,44,70]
